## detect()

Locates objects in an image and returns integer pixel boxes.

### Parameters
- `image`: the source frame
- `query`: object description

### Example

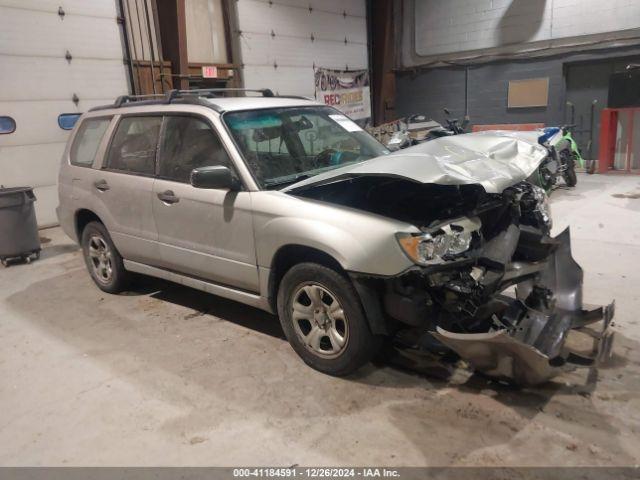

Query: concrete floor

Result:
[1,173,640,466]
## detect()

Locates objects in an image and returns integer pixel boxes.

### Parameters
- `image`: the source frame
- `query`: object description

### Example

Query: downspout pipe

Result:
[117,0,138,94]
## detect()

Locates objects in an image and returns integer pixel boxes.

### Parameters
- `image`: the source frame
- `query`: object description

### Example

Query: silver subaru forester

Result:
[57,89,614,384]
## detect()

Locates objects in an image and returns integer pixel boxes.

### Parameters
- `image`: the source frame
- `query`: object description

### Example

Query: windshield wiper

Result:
[265,173,313,189]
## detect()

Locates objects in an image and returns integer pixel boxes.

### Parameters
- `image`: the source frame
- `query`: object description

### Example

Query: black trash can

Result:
[0,186,41,266]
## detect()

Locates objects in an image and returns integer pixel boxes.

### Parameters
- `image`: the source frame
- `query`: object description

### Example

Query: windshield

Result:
[223,106,389,189]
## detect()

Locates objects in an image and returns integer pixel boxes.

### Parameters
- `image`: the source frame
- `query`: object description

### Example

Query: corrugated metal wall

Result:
[236,0,368,97]
[401,0,640,67]
[0,0,129,226]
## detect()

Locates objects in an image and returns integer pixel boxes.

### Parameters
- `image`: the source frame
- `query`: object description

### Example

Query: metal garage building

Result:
[237,0,368,97]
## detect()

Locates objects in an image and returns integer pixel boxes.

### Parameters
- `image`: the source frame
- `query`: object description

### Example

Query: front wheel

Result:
[564,166,577,187]
[277,263,381,376]
[564,154,578,187]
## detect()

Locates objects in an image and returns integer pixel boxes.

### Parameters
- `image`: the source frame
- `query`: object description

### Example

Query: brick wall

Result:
[395,46,640,128]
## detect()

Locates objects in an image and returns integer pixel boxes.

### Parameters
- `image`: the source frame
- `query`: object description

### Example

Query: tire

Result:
[564,166,577,187]
[80,221,130,293]
[277,262,382,376]
[564,154,578,187]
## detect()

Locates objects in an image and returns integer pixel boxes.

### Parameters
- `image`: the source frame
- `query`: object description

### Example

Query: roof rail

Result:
[112,93,167,108]
[276,95,316,101]
[167,88,275,99]
[89,88,319,112]
[94,88,274,110]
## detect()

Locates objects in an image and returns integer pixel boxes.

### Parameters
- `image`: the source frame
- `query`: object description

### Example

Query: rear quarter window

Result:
[70,117,111,167]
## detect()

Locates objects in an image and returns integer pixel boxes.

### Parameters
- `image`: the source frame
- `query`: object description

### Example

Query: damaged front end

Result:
[385,182,614,385]
[331,180,614,386]
[286,134,614,385]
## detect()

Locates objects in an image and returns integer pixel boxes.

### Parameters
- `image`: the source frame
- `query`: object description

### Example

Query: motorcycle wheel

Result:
[564,166,577,187]
[564,153,578,187]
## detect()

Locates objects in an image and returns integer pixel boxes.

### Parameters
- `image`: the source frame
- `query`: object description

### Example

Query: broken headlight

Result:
[531,185,552,230]
[397,217,481,265]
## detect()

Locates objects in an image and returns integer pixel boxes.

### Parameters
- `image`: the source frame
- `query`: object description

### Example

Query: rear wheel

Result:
[277,262,381,376]
[81,221,130,293]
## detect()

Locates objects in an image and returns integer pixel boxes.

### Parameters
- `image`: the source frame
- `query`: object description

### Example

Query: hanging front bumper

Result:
[430,228,616,385]
[432,301,614,385]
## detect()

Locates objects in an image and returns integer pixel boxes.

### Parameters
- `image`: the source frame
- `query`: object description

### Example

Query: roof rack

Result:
[168,88,275,100]
[90,88,276,112]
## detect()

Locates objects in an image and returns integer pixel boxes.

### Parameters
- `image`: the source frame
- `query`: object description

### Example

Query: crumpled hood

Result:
[472,128,544,145]
[284,132,547,194]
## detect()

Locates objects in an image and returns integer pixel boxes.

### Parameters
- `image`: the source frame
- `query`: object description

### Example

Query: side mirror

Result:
[190,166,240,190]
[443,108,451,115]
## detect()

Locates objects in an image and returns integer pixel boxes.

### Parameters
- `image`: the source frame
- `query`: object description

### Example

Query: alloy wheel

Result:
[87,235,113,284]
[291,283,349,359]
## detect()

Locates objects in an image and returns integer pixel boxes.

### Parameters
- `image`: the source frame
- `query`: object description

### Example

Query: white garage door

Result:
[0,0,129,226]
[236,0,368,97]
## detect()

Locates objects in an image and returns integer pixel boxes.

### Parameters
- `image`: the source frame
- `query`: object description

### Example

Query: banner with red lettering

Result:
[314,68,371,123]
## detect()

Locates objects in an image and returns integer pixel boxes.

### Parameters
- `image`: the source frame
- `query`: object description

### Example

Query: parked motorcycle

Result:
[531,126,578,190]
[554,124,584,183]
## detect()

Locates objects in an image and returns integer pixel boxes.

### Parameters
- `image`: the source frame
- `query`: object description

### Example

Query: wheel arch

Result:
[74,209,104,242]
[268,244,344,311]
[267,244,389,335]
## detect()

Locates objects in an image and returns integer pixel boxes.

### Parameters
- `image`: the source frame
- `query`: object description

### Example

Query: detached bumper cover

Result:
[432,228,615,385]
[432,302,614,385]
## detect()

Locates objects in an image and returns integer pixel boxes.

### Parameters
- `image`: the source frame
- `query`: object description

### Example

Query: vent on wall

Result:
[508,77,549,108]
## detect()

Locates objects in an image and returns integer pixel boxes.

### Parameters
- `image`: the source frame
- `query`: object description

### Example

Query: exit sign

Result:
[202,66,218,78]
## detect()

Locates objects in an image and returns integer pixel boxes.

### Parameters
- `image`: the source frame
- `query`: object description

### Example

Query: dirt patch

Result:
[612,192,640,199]
[188,436,207,445]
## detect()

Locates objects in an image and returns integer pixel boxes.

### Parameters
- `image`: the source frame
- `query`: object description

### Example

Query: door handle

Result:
[94,180,110,191]
[157,190,179,204]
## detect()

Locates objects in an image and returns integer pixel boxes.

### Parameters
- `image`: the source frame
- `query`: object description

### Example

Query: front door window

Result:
[158,115,235,183]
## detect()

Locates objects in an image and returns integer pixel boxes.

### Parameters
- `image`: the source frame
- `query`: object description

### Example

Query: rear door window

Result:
[69,117,111,166]
[106,116,162,175]
[158,115,234,183]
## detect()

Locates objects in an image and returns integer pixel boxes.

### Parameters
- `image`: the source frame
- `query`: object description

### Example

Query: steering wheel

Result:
[312,148,337,168]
